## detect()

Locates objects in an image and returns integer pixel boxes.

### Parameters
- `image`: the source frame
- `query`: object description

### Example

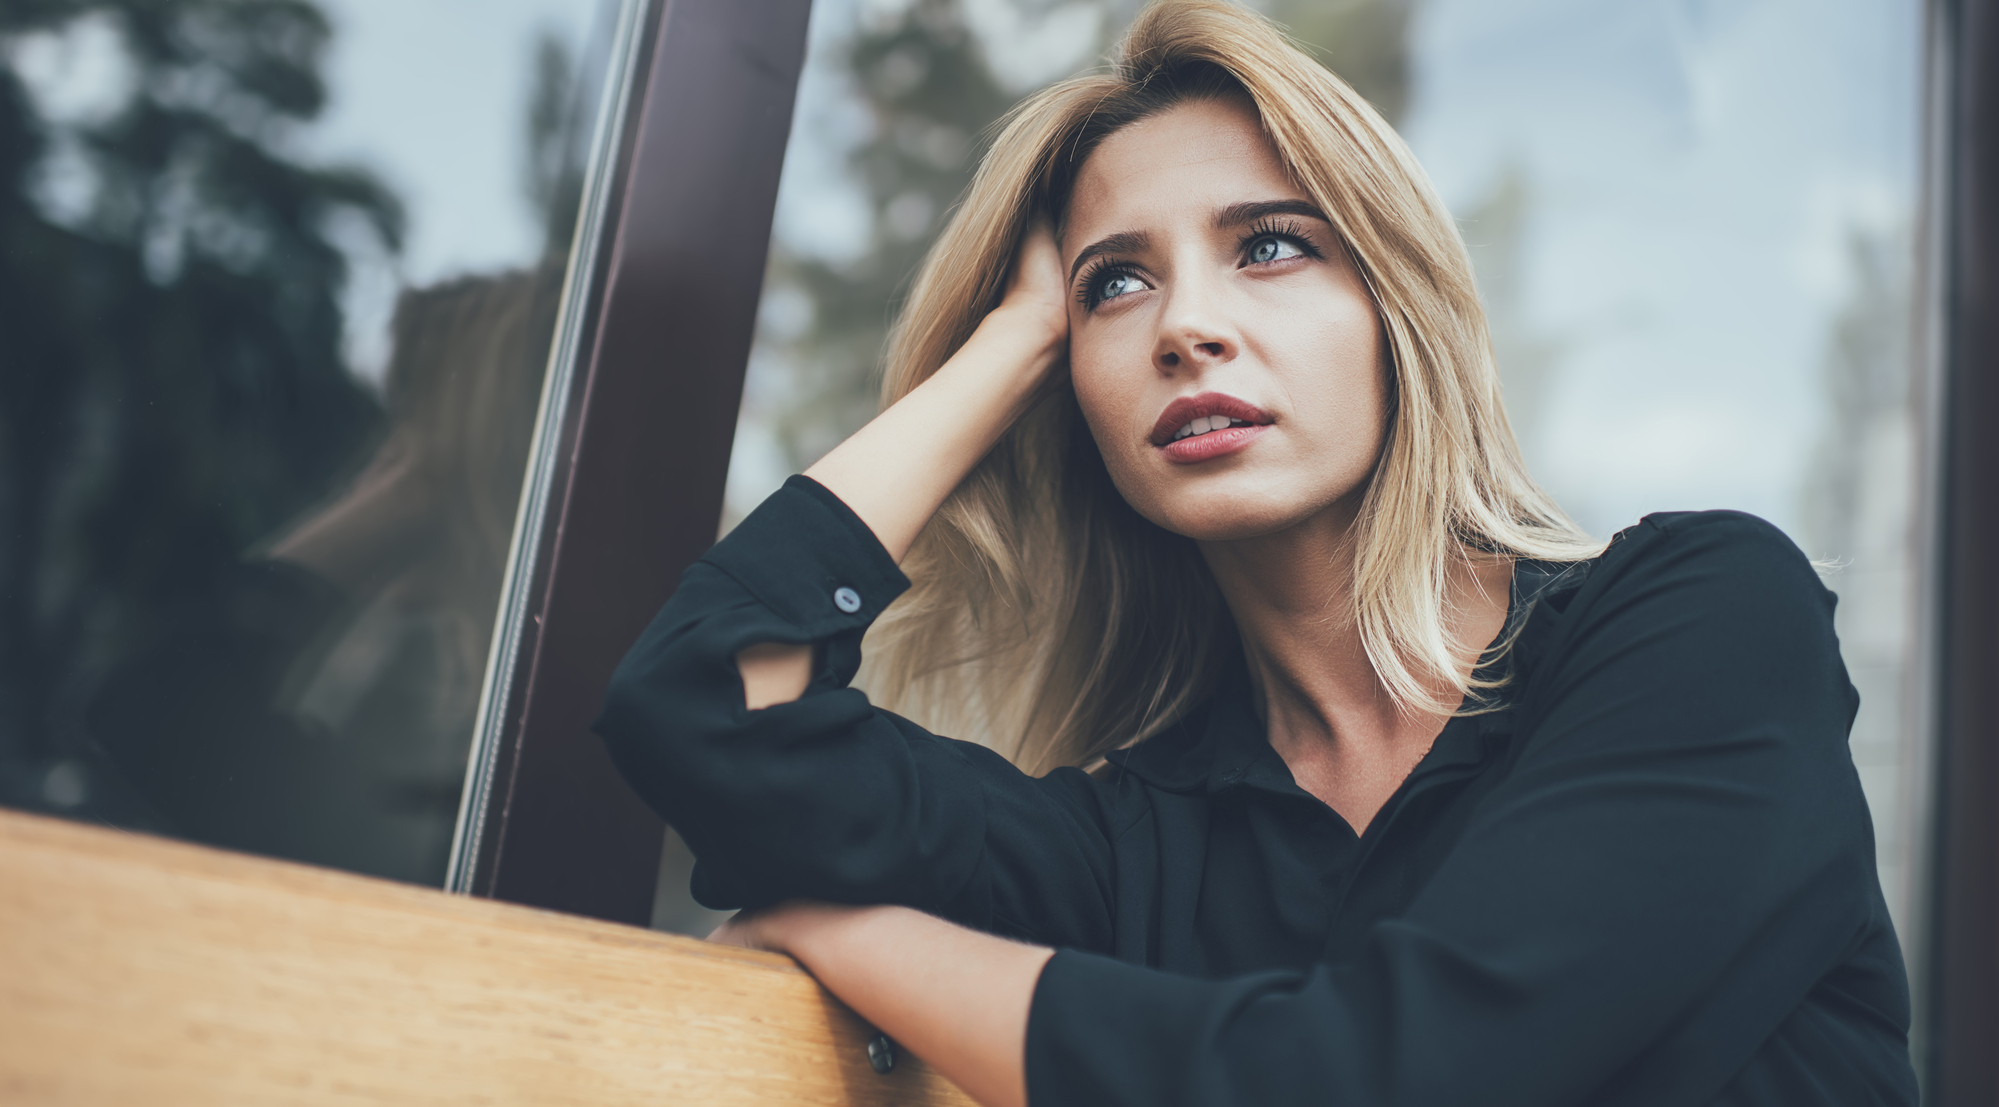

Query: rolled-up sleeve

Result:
[595,475,1116,949]
[1024,512,1895,1106]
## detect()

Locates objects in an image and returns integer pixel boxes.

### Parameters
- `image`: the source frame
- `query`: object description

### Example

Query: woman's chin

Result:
[1135,496,1321,544]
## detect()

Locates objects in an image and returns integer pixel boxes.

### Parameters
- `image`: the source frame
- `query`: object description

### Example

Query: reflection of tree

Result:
[524,25,587,259]
[0,4,587,886]
[0,2,398,822]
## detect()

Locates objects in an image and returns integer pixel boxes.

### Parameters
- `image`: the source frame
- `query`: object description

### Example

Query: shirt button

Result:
[833,586,862,613]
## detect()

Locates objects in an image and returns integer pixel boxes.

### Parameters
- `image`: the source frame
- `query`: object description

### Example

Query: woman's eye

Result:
[1090,269,1147,306]
[1247,235,1306,265]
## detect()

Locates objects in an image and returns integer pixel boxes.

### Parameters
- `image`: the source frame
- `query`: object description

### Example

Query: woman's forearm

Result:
[739,224,1068,710]
[804,304,1064,564]
[727,904,1054,1107]
[738,313,1061,710]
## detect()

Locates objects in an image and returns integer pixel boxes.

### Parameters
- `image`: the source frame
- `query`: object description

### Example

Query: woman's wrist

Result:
[936,304,1066,415]
[712,901,1049,1107]
[711,900,895,963]
[774,902,903,969]
[798,222,1068,566]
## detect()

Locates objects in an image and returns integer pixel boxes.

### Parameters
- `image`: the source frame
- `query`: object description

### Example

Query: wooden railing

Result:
[0,809,975,1106]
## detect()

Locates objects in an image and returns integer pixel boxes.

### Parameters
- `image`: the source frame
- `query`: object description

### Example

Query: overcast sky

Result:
[1400,0,1922,539]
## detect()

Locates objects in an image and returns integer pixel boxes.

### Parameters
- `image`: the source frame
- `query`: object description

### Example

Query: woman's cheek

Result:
[1070,393,1160,517]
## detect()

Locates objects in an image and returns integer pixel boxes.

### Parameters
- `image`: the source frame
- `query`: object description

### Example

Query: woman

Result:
[596,3,1916,1104]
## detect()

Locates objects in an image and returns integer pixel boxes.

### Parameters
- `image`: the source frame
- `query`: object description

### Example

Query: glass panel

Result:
[690,0,1931,968]
[0,0,626,886]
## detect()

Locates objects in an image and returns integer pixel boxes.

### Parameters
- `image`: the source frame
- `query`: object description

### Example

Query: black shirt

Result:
[596,475,1916,1106]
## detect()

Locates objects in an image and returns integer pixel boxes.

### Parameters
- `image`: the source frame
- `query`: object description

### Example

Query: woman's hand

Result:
[708,901,1052,1107]
[985,217,1071,363]
[737,220,1076,713]
[799,218,1073,562]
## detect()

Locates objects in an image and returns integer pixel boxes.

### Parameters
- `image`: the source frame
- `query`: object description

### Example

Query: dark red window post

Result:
[449,0,814,925]
[1932,0,1999,1099]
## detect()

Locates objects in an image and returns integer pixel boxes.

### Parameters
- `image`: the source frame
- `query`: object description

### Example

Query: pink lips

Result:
[1150,392,1274,464]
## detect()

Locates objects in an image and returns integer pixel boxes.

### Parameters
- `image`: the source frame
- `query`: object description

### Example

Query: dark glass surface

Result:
[0,0,617,885]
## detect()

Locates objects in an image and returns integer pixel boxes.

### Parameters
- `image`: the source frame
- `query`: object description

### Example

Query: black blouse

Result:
[596,475,1916,1107]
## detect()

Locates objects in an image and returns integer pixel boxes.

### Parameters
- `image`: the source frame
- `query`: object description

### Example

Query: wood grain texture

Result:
[0,809,977,1107]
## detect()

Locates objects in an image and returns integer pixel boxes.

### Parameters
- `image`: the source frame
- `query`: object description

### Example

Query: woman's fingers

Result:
[1000,218,1071,343]
[1010,219,1066,300]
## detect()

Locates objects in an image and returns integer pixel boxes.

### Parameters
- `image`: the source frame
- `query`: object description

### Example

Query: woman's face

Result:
[1062,97,1388,543]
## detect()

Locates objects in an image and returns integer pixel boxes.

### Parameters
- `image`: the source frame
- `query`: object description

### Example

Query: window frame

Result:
[445,0,815,926]
[1928,0,1999,1098]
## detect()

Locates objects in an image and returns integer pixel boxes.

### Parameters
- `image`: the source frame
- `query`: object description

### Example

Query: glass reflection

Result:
[0,0,618,886]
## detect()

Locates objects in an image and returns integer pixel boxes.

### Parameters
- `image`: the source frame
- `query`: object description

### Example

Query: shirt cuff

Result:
[1027,949,1228,1107]
[701,474,910,638]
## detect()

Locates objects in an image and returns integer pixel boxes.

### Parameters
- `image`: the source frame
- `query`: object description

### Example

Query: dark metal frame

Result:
[1930,0,1999,1100]
[446,0,815,925]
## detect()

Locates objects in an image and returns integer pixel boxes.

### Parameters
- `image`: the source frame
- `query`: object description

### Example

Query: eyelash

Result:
[1074,219,1326,312]
[1075,257,1138,311]
[1242,218,1324,263]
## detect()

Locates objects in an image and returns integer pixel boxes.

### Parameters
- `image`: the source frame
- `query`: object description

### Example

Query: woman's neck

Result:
[1198,502,1511,834]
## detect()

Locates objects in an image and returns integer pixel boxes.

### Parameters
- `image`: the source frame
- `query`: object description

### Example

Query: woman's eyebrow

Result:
[1215,199,1330,228]
[1068,230,1152,283]
[1064,202,1327,283]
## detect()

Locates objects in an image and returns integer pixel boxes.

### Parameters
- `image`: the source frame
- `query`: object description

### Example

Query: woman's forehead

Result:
[1062,99,1307,254]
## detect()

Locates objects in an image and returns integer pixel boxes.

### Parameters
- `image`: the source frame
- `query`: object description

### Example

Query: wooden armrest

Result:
[0,808,975,1106]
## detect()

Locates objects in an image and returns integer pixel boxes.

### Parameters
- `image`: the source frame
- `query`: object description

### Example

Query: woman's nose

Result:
[1153,286,1237,373]
[1159,341,1227,368]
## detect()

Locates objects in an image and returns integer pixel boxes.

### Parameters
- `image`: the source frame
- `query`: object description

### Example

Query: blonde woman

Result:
[597,3,1915,1104]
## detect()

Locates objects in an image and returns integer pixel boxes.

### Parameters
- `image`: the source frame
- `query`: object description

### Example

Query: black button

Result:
[867,1033,896,1073]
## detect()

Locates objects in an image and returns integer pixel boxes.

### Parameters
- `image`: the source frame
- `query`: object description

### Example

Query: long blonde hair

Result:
[861,0,1599,773]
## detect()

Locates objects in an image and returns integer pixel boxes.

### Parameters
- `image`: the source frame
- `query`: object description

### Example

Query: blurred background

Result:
[0,0,1933,1009]
[0,0,620,884]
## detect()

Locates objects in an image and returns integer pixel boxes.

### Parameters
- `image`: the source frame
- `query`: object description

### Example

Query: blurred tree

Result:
[524,24,587,258]
[0,1,401,827]
[1263,0,1411,125]
[1802,228,1914,564]
[753,0,1016,473]
[1796,225,1919,928]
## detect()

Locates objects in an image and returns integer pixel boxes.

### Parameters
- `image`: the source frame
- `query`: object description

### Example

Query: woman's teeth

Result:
[1172,415,1250,441]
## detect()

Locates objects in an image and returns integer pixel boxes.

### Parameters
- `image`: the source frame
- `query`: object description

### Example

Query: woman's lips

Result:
[1161,423,1271,463]
[1150,391,1273,464]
